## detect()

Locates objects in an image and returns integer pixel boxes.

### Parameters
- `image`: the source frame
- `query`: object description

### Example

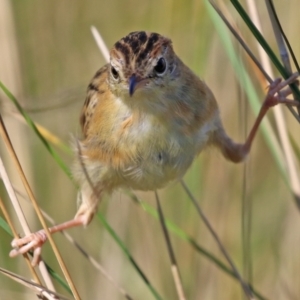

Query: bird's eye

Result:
[111,66,119,80]
[154,57,167,75]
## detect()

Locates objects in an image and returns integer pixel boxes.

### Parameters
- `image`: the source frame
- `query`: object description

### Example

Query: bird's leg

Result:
[241,74,299,156]
[215,73,299,163]
[9,215,89,266]
[10,190,99,266]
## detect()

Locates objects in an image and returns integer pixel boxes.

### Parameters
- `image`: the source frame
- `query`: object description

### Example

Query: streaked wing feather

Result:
[80,64,109,137]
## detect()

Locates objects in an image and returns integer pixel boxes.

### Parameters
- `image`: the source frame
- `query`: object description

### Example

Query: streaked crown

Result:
[108,31,177,96]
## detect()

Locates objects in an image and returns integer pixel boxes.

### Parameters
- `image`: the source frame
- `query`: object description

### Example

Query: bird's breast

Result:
[109,109,217,190]
[83,94,219,191]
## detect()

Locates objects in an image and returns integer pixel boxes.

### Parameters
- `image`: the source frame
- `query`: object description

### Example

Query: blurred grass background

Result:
[0,0,300,299]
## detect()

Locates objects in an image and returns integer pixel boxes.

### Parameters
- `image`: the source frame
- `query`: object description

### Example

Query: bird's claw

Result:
[10,230,48,266]
[264,74,300,108]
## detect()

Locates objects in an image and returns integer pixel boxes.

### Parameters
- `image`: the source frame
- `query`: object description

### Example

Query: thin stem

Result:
[0,114,80,300]
[0,196,47,291]
[209,0,272,83]
[245,0,300,209]
[0,267,70,300]
[155,191,186,300]
[91,26,110,63]
[180,179,254,299]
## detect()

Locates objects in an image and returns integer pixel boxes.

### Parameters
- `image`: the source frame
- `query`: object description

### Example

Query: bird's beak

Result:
[129,74,147,96]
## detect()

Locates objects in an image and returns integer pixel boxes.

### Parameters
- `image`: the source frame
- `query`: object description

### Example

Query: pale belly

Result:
[75,111,219,193]
[118,144,195,190]
[115,117,217,191]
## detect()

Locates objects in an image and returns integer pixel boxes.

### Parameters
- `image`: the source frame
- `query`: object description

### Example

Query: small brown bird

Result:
[10,31,298,264]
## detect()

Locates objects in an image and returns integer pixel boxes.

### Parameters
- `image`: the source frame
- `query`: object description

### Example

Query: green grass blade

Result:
[97,212,164,300]
[45,264,72,295]
[229,0,300,100]
[0,216,12,235]
[0,81,72,180]
[289,133,300,161]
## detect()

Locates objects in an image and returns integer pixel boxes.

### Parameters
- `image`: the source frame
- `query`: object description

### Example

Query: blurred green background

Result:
[0,0,300,299]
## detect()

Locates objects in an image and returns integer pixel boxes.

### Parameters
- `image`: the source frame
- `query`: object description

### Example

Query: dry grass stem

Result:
[0,130,55,292]
[0,114,80,299]
[0,195,44,290]
[91,26,110,63]
[180,179,255,300]
[155,191,186,300]
[0,267,70,300]
[246,0,300,204]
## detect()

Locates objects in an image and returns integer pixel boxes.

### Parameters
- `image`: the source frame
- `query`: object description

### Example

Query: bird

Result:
[10,31,298,265]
